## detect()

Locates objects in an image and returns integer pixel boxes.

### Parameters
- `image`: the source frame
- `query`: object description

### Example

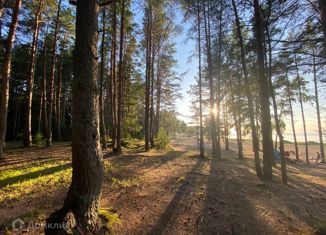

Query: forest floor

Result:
[0,137,326,235]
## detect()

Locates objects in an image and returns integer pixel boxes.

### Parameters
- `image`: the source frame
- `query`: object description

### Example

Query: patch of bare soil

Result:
[0,137,326,234]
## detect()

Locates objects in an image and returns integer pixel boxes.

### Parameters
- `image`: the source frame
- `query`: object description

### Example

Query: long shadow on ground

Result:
[148,156,207,234]
[198,151,275,235]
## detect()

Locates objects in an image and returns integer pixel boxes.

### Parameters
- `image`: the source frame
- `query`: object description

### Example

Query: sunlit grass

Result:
[103,161,140,189]
[110,177,140,189]
[0,160,70,182]
[177,175,185,183]
[99,208,122,229]
[0,160,72,204]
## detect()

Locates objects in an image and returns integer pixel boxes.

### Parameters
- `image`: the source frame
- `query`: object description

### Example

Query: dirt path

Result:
[0,137,326,234]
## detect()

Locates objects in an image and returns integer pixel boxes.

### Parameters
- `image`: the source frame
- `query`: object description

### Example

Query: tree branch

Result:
[69,0,119,7]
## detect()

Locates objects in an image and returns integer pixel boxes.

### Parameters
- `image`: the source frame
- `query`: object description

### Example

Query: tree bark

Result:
[223,104,229,151]
[100,9,107,149]
[253,0,273,180]
[0,0,22,157]
[231,0,262,177]
[215,0,223,158]
[116,0,125,153]
[286,71,299,160]
[196,0,204,158]
[46,0,62,146]
[294,55,309,163]
[45,0,104,233]
[202,0,218,156]
[266,23,287,183]
[144,2,152,152]
[23,0,45,147]
[155,48,161,136]
[149,39,155,147]
[41,27,49,138]
[230,89,243,159]
[56,39,65,141]
[313,49,325,163]
[111,2,117,150]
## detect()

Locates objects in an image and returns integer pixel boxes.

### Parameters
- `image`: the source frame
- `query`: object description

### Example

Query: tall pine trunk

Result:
[46,0,62,146]
[286,72,299,160]
[196,0,204,158]
[155,48,161,135]
[23,0,45,147]
[229,78,243,158]
[0,0,22,157]
[144,2,152,151]
[100,9,107,149]
[202,0,218,156]
[232,0,261,177]
[45,0,104,233]
[149,41,155,147]
[253,0,273,180]
[203,0,218,157]
[266,24,287,183]
[216,0,223,158]
[294,55,309,163]
[56,40,64,141]
[313,49,325,163]
[223,104,229,151]
[111,2,117,150]
[39,25,48,137]
[116,0,125,153]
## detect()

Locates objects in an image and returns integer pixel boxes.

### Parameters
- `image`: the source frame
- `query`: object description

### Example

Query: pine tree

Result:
[0,0,22,157]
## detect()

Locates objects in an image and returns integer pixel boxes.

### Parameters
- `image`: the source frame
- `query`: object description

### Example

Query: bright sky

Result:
[174,14,198,124]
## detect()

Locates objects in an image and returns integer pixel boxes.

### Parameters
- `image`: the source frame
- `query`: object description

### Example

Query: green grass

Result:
[110,177,140,189]
[177,175,185,183]
[0,160,71,186]
[0,160,72,204]
[99,208,122,229]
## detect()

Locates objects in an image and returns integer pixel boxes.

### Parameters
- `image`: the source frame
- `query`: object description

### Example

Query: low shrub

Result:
[154,129,170,150]
[34,131,45,146]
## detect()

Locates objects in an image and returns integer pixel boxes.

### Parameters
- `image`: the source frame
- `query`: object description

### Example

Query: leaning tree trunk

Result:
[313,49,325,163]
[196,0,204,158]
[232,0,261,177]
[253,0,273,180]
[46,0,62,146]
[45,0,104,234]
[23,0,45,147]
[0,0,22,157]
